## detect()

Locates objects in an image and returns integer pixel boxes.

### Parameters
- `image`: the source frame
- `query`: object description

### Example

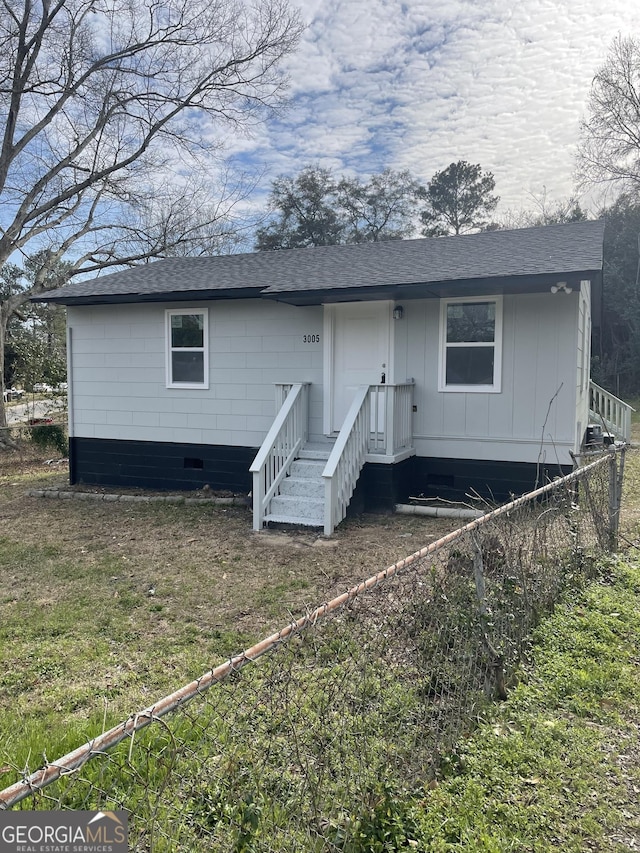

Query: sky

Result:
[230,0,640,219]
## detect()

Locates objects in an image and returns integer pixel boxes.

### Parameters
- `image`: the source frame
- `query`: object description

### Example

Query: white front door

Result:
[326,302,392,433]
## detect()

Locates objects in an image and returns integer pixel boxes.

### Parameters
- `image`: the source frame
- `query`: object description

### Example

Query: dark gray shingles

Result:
[42,220,604,302]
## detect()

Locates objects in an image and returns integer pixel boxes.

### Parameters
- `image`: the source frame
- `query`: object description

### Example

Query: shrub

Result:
[29,423,67,455]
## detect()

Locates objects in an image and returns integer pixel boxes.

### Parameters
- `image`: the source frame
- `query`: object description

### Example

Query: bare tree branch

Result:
[0,0,302,429]
[578,35,640,191]
[0,0,301,262]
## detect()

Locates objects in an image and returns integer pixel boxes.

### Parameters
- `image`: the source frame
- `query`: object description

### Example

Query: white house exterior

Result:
[40,220,614,531]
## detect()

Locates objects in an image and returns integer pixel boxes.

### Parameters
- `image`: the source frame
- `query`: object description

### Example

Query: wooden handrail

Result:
[323,386,369,480]
[323,386,370,536]
[589,380,634,442]
[322,382,416,535]
[250,383,309,530]
[366,381,414,455]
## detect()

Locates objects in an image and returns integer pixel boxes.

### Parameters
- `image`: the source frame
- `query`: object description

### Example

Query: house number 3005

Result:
[303,334,320,343]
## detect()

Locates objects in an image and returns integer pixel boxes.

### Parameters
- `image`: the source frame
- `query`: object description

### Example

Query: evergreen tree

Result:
[419,161,499,236]
[595,195,640,396]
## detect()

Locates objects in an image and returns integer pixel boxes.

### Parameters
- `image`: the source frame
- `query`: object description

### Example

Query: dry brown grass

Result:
[0,449,461,634]
[0,444,463,752]
[2,437,638,835]
[1,434,637,766]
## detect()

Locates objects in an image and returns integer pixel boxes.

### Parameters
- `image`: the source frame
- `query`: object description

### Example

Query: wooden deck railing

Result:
[249,383,310,531]
[589,381,634,442]
[366,381,415,456]
[323,382,415,535]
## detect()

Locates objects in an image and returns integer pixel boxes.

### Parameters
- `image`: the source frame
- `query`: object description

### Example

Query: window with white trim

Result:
[439,296,502,392]
[166,309,209,388]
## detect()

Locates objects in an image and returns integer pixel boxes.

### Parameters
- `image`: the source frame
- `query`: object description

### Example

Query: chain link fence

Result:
[0,449,625,851]
[0,399,68,457]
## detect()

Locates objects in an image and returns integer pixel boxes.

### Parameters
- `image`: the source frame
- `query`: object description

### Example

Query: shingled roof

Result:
[39,219,604,306]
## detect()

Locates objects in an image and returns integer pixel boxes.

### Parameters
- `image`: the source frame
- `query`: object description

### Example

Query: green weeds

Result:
[18,553,639,852]
[416,556,640,851]
[29,423,67,456]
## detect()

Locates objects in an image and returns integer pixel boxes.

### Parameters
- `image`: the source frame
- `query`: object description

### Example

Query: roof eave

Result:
[34,286,264,306]
[262,269,603,306]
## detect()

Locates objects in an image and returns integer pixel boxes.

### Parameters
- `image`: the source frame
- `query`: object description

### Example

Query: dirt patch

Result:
[0,448,460,638]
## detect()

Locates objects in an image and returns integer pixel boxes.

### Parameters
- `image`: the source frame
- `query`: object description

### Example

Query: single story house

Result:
[39,219,630,534]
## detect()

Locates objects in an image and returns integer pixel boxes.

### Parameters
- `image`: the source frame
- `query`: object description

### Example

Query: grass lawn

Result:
[414,554,640,851]
[411,426,640,851]
[0,444,459,778]
[0,438,638,850]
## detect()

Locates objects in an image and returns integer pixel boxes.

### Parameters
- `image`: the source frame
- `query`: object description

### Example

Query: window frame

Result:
[165,308,209,389]
[438,295,503,393]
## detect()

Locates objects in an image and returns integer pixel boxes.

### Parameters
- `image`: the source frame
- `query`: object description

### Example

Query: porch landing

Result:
[251,382,416,535]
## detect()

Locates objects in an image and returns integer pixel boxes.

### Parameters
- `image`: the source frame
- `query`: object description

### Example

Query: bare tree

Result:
[337,169,423,242]
[255,166,424,250]
[497,189,588,230]
[0,0,302,430]
[578,35,640,191]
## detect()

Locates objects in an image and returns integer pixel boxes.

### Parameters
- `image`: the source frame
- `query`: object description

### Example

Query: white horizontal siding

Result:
[68,300,324,447]
[393,291,579,465]
[68,288,583,466]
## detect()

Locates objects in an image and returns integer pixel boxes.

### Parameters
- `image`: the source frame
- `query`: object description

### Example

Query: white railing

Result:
[322,382,416,536]
[249,383,310,531]
[589,380,634,442]
[367,381,415,456]
[323,386,370,537]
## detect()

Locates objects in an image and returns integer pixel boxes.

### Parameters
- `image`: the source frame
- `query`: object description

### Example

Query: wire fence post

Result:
[607,447,622,552]
[617,445,627,520]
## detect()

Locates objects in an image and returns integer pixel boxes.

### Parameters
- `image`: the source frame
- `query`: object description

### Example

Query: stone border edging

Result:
[27,488,248,507]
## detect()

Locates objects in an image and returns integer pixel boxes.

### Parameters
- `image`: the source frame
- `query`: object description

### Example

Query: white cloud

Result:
[230,0,640,219]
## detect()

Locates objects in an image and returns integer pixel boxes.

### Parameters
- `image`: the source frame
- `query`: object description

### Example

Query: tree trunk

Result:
[0,306,8,430]
[0,307,16,447]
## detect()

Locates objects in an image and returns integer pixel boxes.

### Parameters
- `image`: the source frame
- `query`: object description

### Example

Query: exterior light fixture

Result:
[393,305,404,320]
[550,282,572,294]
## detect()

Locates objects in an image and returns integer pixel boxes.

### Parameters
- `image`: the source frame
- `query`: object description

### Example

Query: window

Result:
[439,296,502,392]
[166,309,209,388]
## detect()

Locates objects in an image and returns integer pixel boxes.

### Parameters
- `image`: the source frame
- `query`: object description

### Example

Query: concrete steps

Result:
[264,444,332,528]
